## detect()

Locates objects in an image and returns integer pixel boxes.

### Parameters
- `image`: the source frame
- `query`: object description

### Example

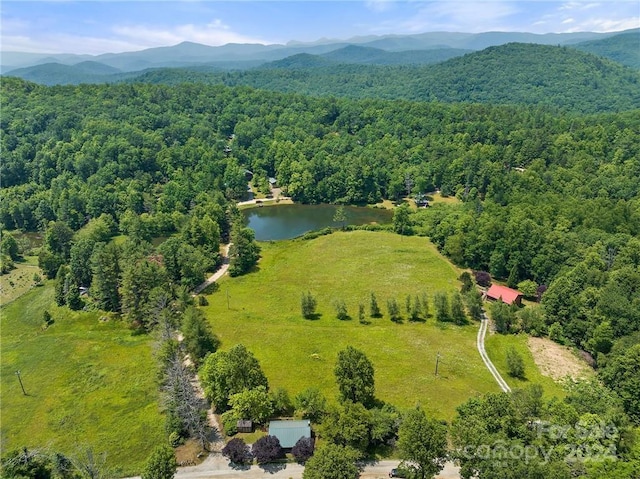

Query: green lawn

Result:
[0,285,164,475]
[484,332,565,398]
[202,230,501,421]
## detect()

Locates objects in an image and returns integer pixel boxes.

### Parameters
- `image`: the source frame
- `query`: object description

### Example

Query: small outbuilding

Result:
[237,420,253,433]
[485,284,523,306]
[268,420,311,449]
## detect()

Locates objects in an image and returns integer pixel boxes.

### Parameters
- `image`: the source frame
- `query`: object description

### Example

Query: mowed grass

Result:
[202,230,500,420]
[484,332,565,398]
[0,284,164,475]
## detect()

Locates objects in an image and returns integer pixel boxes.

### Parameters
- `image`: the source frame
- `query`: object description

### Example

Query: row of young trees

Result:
[300,288,483,324]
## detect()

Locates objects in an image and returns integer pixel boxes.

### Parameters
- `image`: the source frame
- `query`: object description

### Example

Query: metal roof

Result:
[268,420,311,448]
[486,284,522,305]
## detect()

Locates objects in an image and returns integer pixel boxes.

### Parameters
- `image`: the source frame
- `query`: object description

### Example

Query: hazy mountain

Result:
[5,62,132,85]
[3,29,635,73]
[261,53,333,69]
[321,45,471,65]
[570,31,640,69]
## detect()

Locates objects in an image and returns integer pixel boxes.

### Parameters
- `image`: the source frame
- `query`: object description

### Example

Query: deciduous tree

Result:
[141,445,176,479]
[334,346,375,406]
[397,408,448,479]
[302,444,359,479]
[200,344,268,411]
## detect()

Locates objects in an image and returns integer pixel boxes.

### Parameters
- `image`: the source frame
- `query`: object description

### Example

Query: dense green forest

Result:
[1,76,639,475]
[129,43,640,114]
[571,31,640,69]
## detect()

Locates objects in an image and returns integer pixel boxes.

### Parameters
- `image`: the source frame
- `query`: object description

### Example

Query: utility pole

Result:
[226,287,230,310]
[435,352,441,376]
[15,370,26,395]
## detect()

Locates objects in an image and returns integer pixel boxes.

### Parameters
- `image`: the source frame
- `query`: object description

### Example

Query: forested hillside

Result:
[129,43,640,113]
[572,30,640,69]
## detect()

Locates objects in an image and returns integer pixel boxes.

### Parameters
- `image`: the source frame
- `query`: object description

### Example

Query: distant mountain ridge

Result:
[4,33,640,114]
[3,28,637,73]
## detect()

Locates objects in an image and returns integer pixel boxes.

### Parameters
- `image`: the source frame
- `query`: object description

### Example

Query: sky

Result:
[1,1,639,55]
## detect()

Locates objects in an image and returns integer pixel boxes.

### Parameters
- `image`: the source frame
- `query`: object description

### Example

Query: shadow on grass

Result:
[408,317,426,323]
[303,313,322,320]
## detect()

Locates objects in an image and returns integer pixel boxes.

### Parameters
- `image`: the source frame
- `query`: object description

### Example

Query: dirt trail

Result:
[194,243,231,294]
[477,312,512,392]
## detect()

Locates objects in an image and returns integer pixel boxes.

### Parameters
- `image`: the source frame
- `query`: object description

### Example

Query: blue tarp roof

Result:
[268,420,311,448]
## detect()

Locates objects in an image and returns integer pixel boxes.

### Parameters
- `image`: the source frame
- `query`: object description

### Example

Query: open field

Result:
[202,230,501,420]
[0,285,164,475]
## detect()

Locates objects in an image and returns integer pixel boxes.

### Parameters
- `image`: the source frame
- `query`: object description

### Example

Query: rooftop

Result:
[268,420,311,448]
[486,284,522,305]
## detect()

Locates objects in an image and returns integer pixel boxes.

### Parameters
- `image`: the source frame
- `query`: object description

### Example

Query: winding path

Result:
[477,311,511,393]
[194,243,231,294]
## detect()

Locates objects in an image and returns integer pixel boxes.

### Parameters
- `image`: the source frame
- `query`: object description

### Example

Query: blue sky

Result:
[2,1,639,54]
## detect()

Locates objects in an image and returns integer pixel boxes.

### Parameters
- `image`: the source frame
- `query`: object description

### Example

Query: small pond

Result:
[242,204,392,241]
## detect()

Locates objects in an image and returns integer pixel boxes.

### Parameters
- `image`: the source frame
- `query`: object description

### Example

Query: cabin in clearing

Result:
[485,284,523,306]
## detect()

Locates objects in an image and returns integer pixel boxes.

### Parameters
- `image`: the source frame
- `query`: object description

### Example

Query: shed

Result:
[485,284,523,306]
[268,177,277,187]
[237,420,253,433]
[268,420,311,448]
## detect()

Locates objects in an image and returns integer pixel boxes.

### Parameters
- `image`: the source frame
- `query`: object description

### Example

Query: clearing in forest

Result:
[528,336,594,381]
[202,230,500,420]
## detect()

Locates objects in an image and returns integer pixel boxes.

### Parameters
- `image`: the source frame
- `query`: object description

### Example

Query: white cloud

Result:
[112,18,266,49]
[537,2,639,33]
[365,0,395,13]
[1,16,270,54]
[400,1,520,33]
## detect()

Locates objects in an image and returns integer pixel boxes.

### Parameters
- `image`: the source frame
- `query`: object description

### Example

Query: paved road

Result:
[125,454,460,479]
[477,312,511,392]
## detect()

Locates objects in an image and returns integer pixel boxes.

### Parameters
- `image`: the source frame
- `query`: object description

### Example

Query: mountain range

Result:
[2,29,639,114]
[2,28,638,75]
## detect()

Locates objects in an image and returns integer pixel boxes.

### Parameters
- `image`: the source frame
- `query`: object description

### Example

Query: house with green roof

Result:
[268,420,311,449]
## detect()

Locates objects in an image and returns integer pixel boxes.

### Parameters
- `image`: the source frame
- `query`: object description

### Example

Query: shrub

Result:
[292,436,315,463]
[474,271,492,287]
[221,410,240,436]
[334,299,348,320]
[506,347,525,378]
[294,388,328,423]
[222,438,252,464]
[301,291,317,319]
[369,292,381,318]
[252,435,283,464]
[270,387,294,416]
[548,322,566,344]
[387,298,401,322]
[517,279,538,299]
[459,272,474,293]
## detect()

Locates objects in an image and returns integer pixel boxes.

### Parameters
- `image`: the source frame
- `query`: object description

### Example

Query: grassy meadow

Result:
[202,230,501,420]
[0,284,164,475]
[484,332,565,398]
